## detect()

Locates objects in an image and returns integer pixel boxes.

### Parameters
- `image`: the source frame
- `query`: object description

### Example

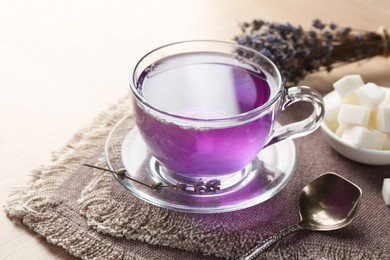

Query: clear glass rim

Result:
[129,40,283,126]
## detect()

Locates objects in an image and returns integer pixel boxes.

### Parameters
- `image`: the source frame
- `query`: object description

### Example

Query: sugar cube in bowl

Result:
[383,179,390,205]
[320,75,390,165]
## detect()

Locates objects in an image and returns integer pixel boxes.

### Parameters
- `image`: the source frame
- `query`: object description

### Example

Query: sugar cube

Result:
[337,104,370,126]
[370,129,388,150]
[326,119,339,133]
[335,124,346,137]
[323,91,342,122]
[368,110,377,129]
[376,104,390,132]
[343,93,356,104]
[382,179,390,205]
[341,126,372,148]
[383,135,390,150]
[355,83,386,109]
[385,88,390,103]
[333,75,364,99]
[341,126,386,149]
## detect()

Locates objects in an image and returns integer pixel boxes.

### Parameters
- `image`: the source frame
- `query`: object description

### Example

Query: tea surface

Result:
[137,53,271,119]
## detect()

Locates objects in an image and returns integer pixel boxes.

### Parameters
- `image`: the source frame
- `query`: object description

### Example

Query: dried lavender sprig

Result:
[234,19,389,87]
[83,164,221,193]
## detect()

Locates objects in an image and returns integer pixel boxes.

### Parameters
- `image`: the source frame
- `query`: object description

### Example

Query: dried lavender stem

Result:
[82,163,155,189]
[83,163,116,173]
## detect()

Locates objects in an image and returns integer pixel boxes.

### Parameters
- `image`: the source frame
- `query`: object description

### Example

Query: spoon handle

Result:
[238,224,301,260]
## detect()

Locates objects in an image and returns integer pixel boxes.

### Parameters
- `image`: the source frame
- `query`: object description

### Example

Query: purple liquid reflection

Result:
[134,53,274,176]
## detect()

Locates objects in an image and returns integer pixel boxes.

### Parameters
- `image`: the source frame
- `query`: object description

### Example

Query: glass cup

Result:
[129,40,324,186]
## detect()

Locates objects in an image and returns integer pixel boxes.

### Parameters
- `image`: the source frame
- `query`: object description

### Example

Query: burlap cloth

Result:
[5,95,390,259]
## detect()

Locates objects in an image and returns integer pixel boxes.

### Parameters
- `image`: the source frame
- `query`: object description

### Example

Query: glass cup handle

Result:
[265,86,325,147]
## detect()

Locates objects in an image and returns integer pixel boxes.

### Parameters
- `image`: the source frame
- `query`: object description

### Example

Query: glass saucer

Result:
[104,115,297,213]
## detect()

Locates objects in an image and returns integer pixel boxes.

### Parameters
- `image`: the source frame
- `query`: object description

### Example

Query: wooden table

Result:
[1,0,390,258]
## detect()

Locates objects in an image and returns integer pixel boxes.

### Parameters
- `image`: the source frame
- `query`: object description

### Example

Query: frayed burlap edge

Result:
[4,95,142,259]
[18,212,142,260]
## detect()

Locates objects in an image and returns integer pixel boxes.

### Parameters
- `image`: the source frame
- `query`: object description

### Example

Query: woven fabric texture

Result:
[5,95,390,259]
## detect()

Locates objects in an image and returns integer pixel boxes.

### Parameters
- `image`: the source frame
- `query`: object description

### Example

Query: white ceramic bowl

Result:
[320,121,390,165]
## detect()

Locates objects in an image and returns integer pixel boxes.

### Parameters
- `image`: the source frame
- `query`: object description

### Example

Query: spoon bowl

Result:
[240,172,362,260]
[298,173,362,230]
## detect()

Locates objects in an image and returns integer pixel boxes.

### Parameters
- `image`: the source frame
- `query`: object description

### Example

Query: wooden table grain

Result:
[1,0,390,259]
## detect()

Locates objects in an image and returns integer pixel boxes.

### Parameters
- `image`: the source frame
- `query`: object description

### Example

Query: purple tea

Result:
[133,52,278,176]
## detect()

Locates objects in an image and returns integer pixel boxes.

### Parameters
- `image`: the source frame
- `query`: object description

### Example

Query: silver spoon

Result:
[239,172,362,260]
